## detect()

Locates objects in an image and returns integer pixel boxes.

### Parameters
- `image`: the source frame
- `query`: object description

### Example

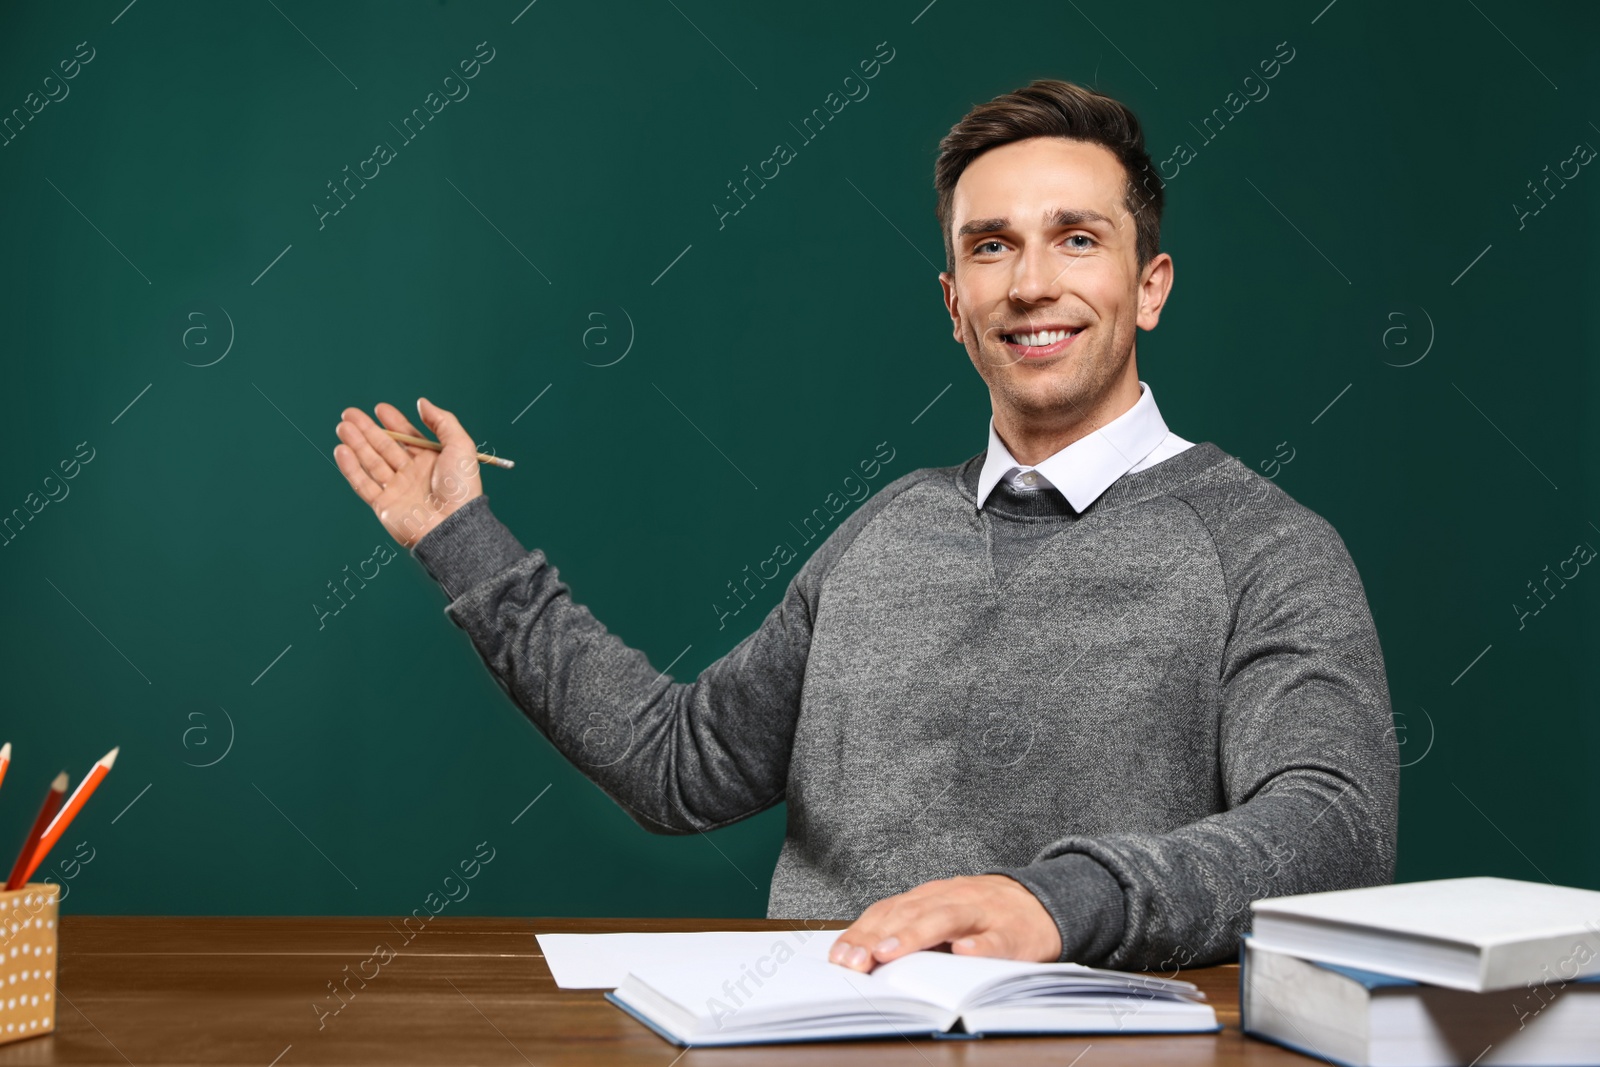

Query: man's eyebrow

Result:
[956,208,1116,239]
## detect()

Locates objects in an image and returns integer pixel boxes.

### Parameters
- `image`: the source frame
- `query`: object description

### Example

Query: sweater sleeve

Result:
[986,494,1400,969]
[409,479,928,835]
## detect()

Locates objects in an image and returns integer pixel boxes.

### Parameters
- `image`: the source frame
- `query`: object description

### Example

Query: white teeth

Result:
[1006,328,1079,346]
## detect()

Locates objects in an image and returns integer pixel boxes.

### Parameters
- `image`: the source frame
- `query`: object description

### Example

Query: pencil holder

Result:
[0,884,58,1045]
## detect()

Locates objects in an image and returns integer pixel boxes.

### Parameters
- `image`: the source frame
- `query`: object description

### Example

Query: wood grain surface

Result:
[0,916,1318,1066]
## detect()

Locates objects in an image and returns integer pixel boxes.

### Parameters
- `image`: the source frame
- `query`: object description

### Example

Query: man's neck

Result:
[993,368,1143,466]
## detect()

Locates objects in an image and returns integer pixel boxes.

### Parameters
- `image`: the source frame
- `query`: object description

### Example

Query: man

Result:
[334,79,1398,976]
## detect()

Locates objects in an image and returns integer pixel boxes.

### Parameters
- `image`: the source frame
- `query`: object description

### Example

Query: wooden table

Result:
[0,917,1316,1065]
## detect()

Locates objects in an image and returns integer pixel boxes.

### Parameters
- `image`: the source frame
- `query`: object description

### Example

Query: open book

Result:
[603,939,1219,1047]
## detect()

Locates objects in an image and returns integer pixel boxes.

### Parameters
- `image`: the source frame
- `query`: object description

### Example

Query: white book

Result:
[588,932,1217,1047]
[1248,878,1600,992]
[1242,939,1600,1067]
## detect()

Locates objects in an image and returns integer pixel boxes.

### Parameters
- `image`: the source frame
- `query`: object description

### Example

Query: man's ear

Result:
[939,270,964,343]
[1136,252,1175,332]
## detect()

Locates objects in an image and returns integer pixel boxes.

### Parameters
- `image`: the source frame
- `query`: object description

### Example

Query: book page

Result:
[871,951,1202,1012]
[623,952,956,1035]
[869,952,1084,1011]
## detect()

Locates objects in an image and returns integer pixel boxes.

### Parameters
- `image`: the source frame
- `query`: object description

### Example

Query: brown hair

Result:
[934,79,1163,274]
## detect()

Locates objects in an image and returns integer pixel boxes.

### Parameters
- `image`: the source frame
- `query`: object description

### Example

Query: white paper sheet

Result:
[536,929,848,989]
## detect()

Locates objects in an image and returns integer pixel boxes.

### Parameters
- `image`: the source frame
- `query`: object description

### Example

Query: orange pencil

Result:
[10,746,118,890]
[5,771,68,891]
[0,741,10,792]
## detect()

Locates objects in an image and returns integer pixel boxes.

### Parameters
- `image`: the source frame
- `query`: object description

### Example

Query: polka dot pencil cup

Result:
[0,884,58,1045]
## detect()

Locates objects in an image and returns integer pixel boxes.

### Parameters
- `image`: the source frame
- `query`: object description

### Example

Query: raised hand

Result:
[334,398,483,547]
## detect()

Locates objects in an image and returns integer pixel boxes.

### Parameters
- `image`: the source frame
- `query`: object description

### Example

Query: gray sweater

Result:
[411,440,1399,969]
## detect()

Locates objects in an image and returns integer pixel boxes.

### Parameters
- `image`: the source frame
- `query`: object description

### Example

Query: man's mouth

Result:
[999,326,1084,359]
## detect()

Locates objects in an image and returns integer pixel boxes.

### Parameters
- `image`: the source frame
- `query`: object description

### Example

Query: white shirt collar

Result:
[976,380,1175,512]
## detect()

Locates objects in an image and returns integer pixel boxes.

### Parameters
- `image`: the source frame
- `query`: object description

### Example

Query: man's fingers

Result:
[830,889,909,958]
[829,916,888,969]
[333,443,383,505]
[865,902,980,965]
[828,875,1062,974]
[417,397,475,450]
[336,418,396,486]
[373,400,424,439]
[339,405,388,437]
[830,893,970,971]
[950,929,1012,958]
[372,401,431,465]
[349,405,412,470]
[338,405,408,469]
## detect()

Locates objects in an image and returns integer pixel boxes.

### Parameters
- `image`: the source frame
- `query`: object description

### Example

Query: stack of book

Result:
[1242,876,1600,1067]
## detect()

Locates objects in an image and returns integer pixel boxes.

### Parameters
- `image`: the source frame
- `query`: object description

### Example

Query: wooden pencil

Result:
[10,746,118,889]
[5,771,67,890]
[382,429,514,469]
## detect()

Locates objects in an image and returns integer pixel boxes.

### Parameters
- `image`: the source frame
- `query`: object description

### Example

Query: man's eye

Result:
[1066,234,1095,250]
[974,240,1005,254]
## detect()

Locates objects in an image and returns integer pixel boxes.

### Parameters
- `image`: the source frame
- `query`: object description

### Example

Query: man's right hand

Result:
[334,397,484,547]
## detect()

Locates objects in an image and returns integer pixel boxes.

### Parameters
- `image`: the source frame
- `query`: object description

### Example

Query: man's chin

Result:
[998,386,1086,420]
[1000,360,1105,408]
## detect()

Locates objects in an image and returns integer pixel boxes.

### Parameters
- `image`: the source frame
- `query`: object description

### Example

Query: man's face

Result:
[939,136,1172,428]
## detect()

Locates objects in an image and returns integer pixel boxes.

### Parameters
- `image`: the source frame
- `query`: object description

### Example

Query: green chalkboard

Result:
[0,0,1594,920]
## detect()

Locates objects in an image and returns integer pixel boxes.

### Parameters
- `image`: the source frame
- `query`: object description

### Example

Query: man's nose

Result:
[1007,244,1068,304]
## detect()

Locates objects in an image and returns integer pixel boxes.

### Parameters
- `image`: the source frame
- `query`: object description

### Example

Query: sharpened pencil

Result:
[0,742,9,794]
[382,429,514,469]
[5,771,67,891]
[10,746,118,890]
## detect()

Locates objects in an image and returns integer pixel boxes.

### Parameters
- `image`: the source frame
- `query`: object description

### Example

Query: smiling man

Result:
[334,79,1398,975]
